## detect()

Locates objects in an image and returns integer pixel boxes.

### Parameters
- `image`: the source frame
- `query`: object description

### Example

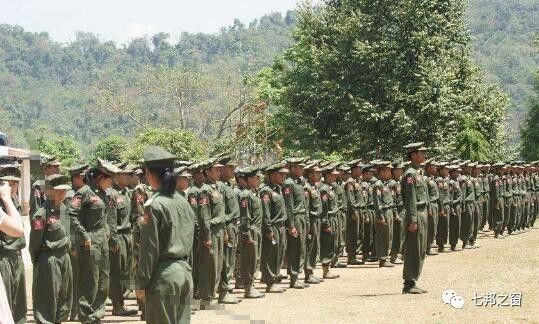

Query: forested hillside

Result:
[0,0,536,155]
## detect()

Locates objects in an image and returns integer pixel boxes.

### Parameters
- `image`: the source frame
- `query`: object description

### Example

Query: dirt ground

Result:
[24,225,539,324]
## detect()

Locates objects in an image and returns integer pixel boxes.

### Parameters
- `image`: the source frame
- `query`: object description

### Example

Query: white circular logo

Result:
[450,295,465,309]
[442,290,457,304]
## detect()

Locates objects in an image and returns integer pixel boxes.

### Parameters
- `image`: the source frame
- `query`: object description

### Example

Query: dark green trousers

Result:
[482,194,490,229]
[78,231,109,323]
[198,229,224,300]
[375,209,393,261]
[460,203,474,245]
[471,201,481,243]
[145,260,192,324]
[503,197,513,233]
[345,210,359,261]
[493,198,505,235]
[240,229,262,285]
[337,211,346,258]
[220,222,238,294]
[436,205,451,248]
[320,218,337,266]
[449,205,461,247]
[304,218,320,275]
[109,232,132,306]
[69,249,79,319]
[427,203,438,252]
[361,209,375,259]
[261,224,286,285]
[0,250,26,324]
[356,210,364,254]
[508,197,520,232]
[390,208,403,261]
[33,250,73,324]
[402,209,427,283]
[286,217,307,281]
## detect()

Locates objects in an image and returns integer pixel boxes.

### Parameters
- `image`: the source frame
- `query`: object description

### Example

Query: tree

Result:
[456,117,490,161]
[124,128,206,162]
[89,135,129,164]
[265,0,509,159]
[37,133,81,167]
[520,69,539,160]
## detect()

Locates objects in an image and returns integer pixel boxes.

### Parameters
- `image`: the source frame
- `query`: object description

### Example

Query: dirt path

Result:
[25,225,539,323]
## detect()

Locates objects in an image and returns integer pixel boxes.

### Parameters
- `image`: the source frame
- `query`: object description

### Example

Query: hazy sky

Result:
[0,0,300,44]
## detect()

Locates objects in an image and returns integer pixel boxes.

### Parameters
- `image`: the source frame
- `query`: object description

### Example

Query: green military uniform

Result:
[425,164,440,255]
[197,160,226,302]
[333,177,347,266]
[460,171,475,248]
[136,145,194,324]
[344,173,361,264]
[491,164,505,237]
[237,167,264,298]
[283,158,309,288]
[29,175,73,324]
[372,162,394,267]
[472,167,483,243]
[361,166,376,262]
[448,166,462,250]
[502,170,513,234]
[481,168,491,230]
[401,143,428,294]
[304,163,323,284]
[69,159,120,323]
[319,168,340,278]
[389,177,404,263]
[435,165,451,252]
[185,175,201,298]
[0,166,27,324]
[259,162,288,292]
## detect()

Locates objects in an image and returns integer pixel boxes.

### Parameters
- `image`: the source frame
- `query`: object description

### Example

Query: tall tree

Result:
[265,0,509,158]
[520,64,539,160]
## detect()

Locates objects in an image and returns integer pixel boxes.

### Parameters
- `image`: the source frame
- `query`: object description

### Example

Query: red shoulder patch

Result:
[46,216,59,225]
[71,196,82,208]
[142,211,152,225]
[189,196,197,206]
[135,192,145,204]
[406,176,415,184]
[116,197,124,204]
[322,194,328,201]
[262,193,270,202]
[283,187,291,195]
[199,196,208,206]
[32,218,43,230]
[240,198,248,208]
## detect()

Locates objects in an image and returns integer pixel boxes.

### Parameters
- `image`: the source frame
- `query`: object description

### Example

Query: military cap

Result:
[467,162,477,168]
[142,146,176,166]
[403,142,427,154]
[46,174,71,190]
[115,161,129,169]
[198,158,224,171]
[217,155,236,167]
[175,160,194,167]
[308,159,322,166]
[425,158,436,165]
[436,162,448,168]
[97,158,121,176]
[67,163,90,176]
[117,163,137,174]
[286,157,305,166]
[0,156,18,165]
[361,163,374,172]
[265,161,289,174]
[240,166,261,178]
[174,166,192,178]
[450,159,461,165]
[303,162,322,172]
[447,165,458,171]
[321,164,340,175]
[42,154,61,166]
[337,164,351,172]
[348,159,362,167]
[0,165,21,181]
[375,161,393,169]
[318,161,331,168]
[391,160,405,169]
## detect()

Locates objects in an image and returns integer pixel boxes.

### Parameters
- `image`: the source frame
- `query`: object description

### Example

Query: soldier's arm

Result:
[373,183,383,220]
[223,185,240,223]
[238,193,252,241]
[136,204,160,289]
[198,190,212,242]
[403,173,418,223]
[260,190,272,235]
[320,187,330,227]
[28,208,45,264]
[106,193,118,245]
[282,183,295,230]
[67,192,90,243]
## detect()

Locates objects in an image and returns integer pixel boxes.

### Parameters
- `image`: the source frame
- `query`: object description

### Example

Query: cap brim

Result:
[0,176,21,181]
[278,168,289,173]
[53,184,71,190]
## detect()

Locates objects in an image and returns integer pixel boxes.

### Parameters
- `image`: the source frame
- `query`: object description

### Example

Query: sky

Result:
[0,0,300,45]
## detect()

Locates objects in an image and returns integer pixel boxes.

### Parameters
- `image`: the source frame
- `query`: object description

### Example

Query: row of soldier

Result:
[0,152,537,323]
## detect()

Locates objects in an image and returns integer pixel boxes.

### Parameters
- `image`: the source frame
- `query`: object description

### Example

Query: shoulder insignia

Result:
[135,192,145,204]
[71,196,82,208]
[142,210,152,225]
[189,196,197,206]
[321,194,328,201]
[262,193,270,202]
[32,218,43,230]
[199,196,208,206]
[240,198,248,208]
[283,187,291,195]
[116,196,124,204]
[406,176,415,184]
[46,216,59,225]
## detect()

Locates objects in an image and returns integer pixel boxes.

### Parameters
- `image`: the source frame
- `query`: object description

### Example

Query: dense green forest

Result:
[0,0,536,160]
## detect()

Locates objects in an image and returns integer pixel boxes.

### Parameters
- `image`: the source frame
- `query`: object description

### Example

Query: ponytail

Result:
[146,164,177,195]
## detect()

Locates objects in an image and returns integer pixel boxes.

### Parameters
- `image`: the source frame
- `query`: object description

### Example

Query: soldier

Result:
[65,163,90,321]
[481,164,491,232]
[283,158,309,289]
[491,162,506,238]
[135,146,195,324]
[109,164,138,316]
[460,162,476,249]
[345,159,363,265]
[30,155,61,216]
[533,163,539,227]
[29,174,73,324]
[435,162,451,253]
[319,165,341,279]
[216,156,241,304]
[389,161,405,264]
[198,159,227,305]
[259,162,289,293]
[333,165,348,268]
[361,163,377,263]
[0,161,27,323]
[471,164,483,245]
[303,162,324,284]
[448,165,462,251]
[174,166,192,197]
[502,164,513,235]
[186,163,204,300]
[68,159,119,323]
[401,142,428,294]
[425,159,440,255]
[238,167,265,298]
[373,161,395,268]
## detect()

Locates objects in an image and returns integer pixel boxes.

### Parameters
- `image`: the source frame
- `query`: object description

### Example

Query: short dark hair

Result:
[146,163,177,195]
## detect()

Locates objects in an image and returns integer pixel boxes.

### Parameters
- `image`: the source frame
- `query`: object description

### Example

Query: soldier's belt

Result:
[117,228,132,234]
[271,221,285,227]
[158,256,188,262]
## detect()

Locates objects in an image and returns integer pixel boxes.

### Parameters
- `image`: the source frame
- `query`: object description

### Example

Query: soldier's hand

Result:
[224,232,229,245]
[110,244,119,253]
[289,227,298,238]
[323,226,332,233]
[439,211,445,217]
[266,232,274,241]
[83,239,92,250]
[0,182,11,200]
[203,239,212,249]
[70,248,77,257]
[135,290,145,302]
[408,222,418,233]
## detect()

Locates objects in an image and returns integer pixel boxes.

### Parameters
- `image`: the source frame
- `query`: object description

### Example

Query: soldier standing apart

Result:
[319,166,341,279]
[136,146,195,324]
[216,156,241,304]
[401,142,428,294]
[435,163,451,253]
[238,167,265,299]
[0,161,27,323]
[303,163,324,284]
[29,174,73,324]
[283,158,309,289]
[259,162,289,293]
[425,160,440,255]
[373,161,395,268]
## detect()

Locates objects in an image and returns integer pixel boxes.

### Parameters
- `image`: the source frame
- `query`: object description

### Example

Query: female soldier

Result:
[136,146,195,324]
[69,159,118,323]
[29,174,73,324]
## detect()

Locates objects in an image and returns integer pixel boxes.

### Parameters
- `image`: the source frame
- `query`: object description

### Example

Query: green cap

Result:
[286,157,305,166]
[303,162,322,172]
[239,166,261,178]
[42,154,61,166]
[265,161,289,174]
[97,158,121,176]
[375,161,393,169]
[0,165,21,181]
[174,166,192,178]
[217,155,236,167]
[361,163,373,172]
[348,159,362,167]
[142,146,176,166]
[175,160,194,167]
[46,174,71,190]
[67,163,90,176]
[321,164,340,175]
[403,142,427,154]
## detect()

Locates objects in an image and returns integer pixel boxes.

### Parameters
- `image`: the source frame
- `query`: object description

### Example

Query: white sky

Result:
[0,0,300,45]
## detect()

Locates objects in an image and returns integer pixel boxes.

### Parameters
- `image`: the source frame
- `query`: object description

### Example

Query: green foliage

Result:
[456,118,491,161]
[124,128,206,162]
[37,134,81,167]
[89,135,129,164]
[520,60,539,160]
[265,0,509,159]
